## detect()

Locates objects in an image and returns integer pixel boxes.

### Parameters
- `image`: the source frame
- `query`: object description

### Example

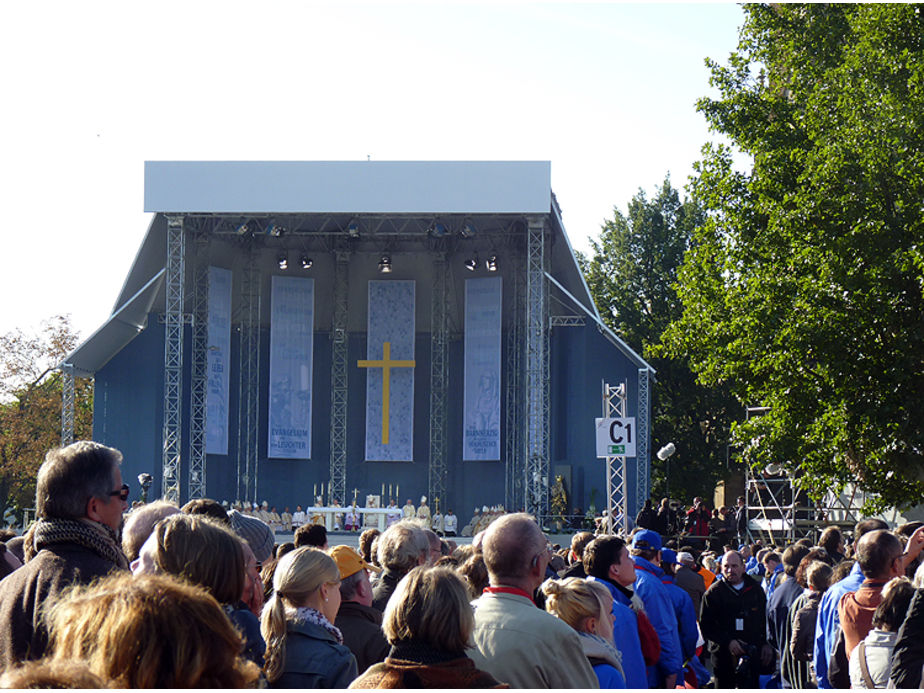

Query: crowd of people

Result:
[3,441,924,689]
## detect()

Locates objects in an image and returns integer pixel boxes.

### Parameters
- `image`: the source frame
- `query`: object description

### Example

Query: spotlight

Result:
[464,255,479,272]
[378,255,392,273]
[268,223,285,237]
[235,221,250,235]
[461,221,477,238]
[429,221,448,238]
[300,256,313,270]
[347,219,360,238]
[485,255,498,272]
[277,254,288,270]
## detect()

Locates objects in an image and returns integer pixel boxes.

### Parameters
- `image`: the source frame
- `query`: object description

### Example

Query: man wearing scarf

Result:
[0,441,129,668]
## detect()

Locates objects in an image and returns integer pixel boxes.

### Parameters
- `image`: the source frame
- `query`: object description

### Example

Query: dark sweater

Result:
[0,542,125,668]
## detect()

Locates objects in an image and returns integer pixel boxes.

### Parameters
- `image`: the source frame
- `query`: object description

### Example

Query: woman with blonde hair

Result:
[261,546,357,688]
[542,577,627,688]
[44,572,259,688]
[350,566,505,688]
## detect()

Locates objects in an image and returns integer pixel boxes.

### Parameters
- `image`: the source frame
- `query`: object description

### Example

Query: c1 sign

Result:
[595,417,636,458]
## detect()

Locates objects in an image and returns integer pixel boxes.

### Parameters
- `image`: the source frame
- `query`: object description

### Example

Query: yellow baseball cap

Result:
[329,545,381,579]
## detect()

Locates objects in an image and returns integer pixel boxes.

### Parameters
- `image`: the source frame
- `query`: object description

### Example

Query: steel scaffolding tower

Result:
[525,217,550,523]
[505,253,525,512]
[60,362,75,446]
[603,382,629,535]
[428,252,449,509]
[236,244,262,504]
[636,367,651,515]
[188,230,210,500]
[162,215,185,503]
[329,250,350,507]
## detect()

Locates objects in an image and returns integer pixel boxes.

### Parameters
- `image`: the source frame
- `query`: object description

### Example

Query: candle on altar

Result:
[396,485,399,499]
[313,483,317,499]
[382,483,385,497]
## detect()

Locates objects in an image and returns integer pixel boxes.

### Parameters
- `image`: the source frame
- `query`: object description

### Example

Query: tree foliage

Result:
[0,316,92,515]
[661,4,924,509]
[582,178,739,502]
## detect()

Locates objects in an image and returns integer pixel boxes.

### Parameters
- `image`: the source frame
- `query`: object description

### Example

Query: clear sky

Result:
[0,1,744,341]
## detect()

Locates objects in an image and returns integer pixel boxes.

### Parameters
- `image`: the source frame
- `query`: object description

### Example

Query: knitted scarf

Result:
[25,518,129,570]
[579,631,625,677]
[291,606,344,644]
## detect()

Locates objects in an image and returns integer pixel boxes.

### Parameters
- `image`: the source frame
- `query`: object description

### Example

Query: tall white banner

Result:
[362,280,415,461]
[205,266,232,455]
[268,276,315,459]
[463,277,503,461]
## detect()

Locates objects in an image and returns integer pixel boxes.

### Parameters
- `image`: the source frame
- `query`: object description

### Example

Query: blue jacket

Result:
[763,563,784,600]
[633,556,683,686]
[587,576,649,689]
[270,619,358,689]
[663,578,698,660]
[814,561,864,688]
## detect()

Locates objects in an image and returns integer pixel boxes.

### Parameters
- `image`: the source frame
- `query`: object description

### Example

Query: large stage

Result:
[63,161,653,525]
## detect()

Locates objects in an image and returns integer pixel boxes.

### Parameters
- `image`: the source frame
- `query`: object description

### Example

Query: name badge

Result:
[736,618,744,631]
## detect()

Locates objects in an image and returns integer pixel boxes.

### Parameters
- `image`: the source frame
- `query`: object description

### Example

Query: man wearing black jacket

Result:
[700,549,773,688]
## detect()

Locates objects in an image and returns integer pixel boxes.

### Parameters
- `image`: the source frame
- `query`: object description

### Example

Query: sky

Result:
[0,1,745,341]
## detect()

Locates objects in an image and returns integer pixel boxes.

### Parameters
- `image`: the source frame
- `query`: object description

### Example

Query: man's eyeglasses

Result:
[109,484,130,502]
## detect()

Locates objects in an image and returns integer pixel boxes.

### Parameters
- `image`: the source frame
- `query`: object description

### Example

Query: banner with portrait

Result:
[205,266,232,455]
[267,276,315,459]
[463,276,502,461]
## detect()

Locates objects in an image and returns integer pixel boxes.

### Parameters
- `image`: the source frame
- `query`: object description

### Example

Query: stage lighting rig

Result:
[300,256,313,270]
[378,255,392,273]
[277,253,288,270]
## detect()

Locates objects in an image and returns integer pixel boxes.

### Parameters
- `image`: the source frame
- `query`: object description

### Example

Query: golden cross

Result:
[357,341,415,445]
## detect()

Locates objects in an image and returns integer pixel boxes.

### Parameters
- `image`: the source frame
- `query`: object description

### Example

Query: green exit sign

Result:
[609,444,625,455]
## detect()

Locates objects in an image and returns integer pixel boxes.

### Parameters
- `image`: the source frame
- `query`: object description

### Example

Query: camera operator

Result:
[700,549,773,688]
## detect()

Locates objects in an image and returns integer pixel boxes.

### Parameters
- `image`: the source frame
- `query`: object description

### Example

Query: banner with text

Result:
[268,276,315,459]
[363,280,415,461]
[463,277,503,460]
[205,266,232,455]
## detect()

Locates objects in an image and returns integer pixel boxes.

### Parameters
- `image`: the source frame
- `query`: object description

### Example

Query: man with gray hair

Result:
[372,520,427,611]
[468,513,598,688]
[0,441,130,668]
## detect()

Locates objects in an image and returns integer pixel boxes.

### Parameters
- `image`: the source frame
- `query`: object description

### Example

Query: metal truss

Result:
[603,382,629,535]
[236,243,262,505]
[60,362,75,446]
[635,368,651,516]
[329,250,350,507]
[188,231,210,500]
[525,217,550,524]
[190,212,527,241]
[746,465,799,545]
[428,252,449,509]
[549,315,585,327]
[505,253,525,513]
[162,215,185,503]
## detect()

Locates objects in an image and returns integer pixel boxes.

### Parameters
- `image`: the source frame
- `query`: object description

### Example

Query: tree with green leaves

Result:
[0,316,92,519]
[661,4,924,510]
[582,177,738,503]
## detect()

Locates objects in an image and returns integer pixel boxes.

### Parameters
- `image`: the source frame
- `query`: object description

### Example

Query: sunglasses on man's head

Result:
[109,484,130,502]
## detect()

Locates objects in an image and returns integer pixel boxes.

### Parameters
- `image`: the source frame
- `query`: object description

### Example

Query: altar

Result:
[305,506,391,531]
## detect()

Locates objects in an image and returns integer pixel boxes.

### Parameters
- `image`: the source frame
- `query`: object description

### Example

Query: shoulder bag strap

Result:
[857,640,876,689]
